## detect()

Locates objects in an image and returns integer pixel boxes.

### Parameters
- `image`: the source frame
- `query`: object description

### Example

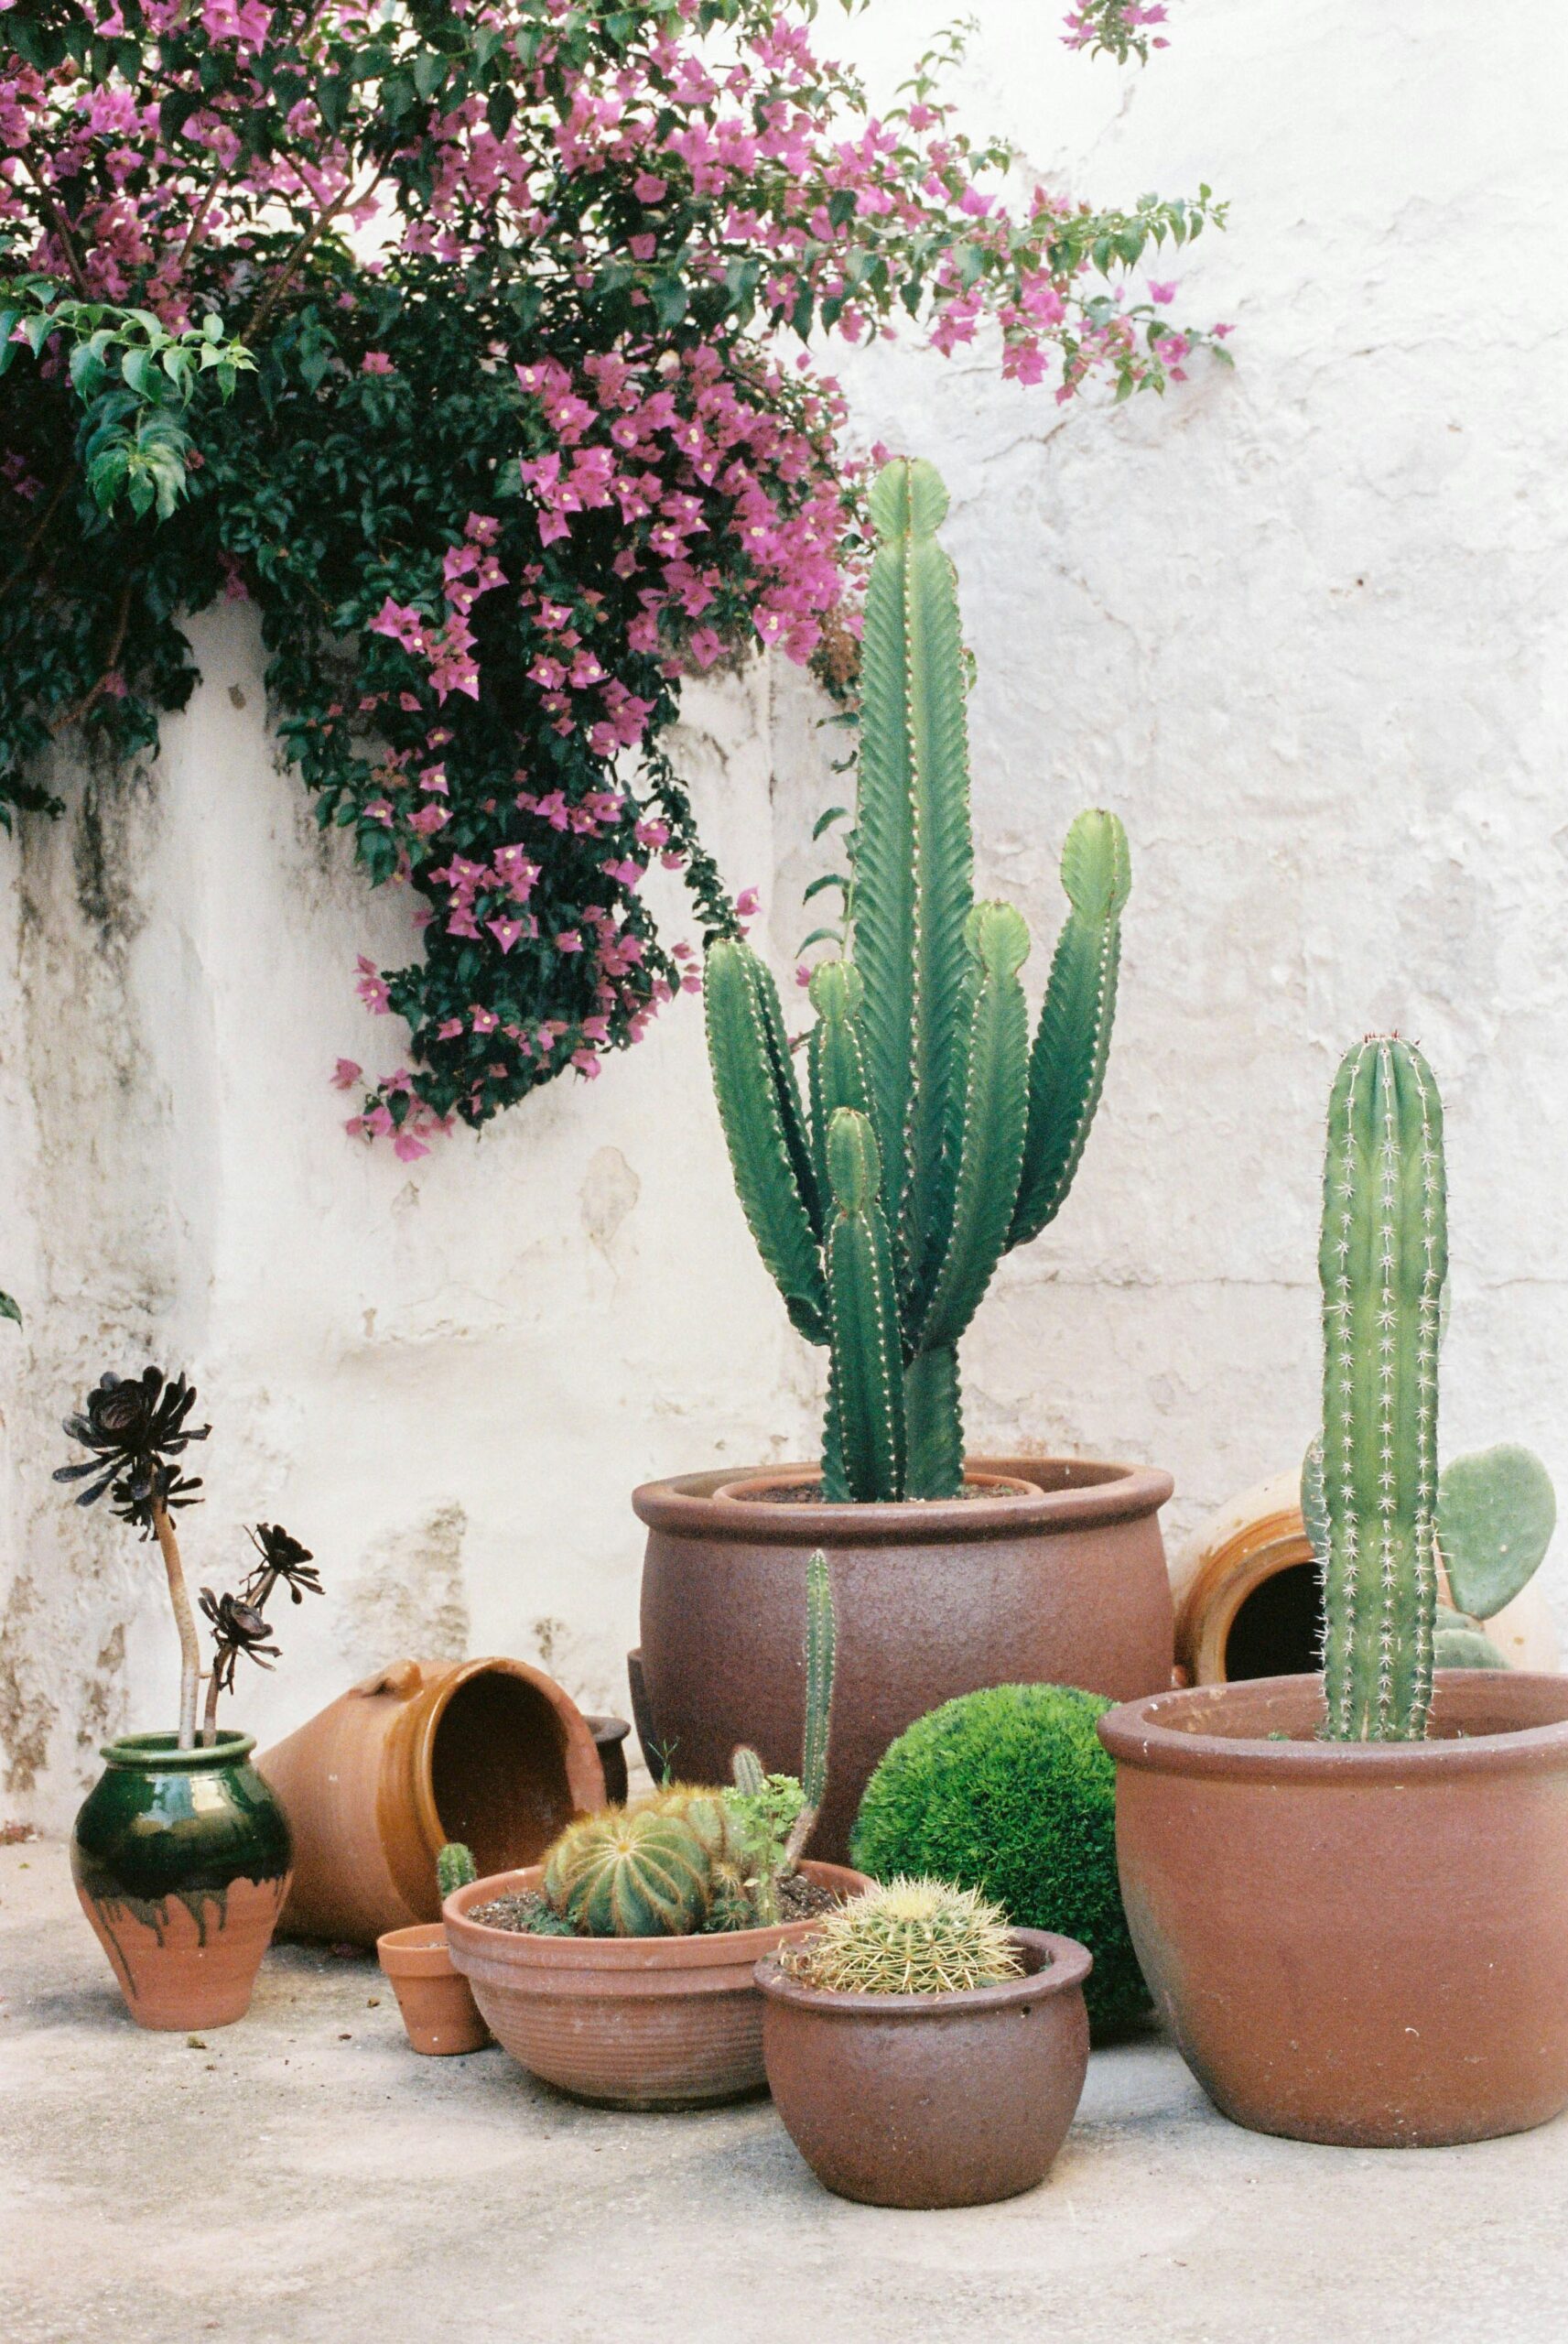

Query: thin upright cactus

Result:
[707,457,1130,1500]
[1314,1036,1447,1740]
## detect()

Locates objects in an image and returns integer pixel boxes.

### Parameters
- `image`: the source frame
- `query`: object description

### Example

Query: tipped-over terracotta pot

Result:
[1099,1670,1568,2146]
[259,1657,605,1944]
[634,1457,1174,1861]
[71,1731,290,2031]
[444,1859,870,2109]
[757,1927,1090,2208]
[377,1923,491,2056]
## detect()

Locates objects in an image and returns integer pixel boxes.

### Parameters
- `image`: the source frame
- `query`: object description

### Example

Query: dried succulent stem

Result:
[152,1500,200,1750]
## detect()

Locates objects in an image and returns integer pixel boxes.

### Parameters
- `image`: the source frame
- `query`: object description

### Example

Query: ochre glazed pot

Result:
[71,1731,291,2031]
[634,1457,1174,1860]
[444,1859,870,2109]
[258,1657,605,1944]
[756,1928,1091,2208]
[1099,1671,1568,2146]
[377,1924,491,2055]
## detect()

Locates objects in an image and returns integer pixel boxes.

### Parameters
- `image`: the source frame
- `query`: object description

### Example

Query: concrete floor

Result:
[3,1839,1564,2344]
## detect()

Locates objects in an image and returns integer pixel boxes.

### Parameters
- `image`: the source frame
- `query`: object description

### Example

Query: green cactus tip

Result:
[437,1841,478,1900]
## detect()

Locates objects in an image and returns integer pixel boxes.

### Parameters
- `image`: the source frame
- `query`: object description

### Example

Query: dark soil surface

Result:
[465,1874,841,1936]
[732,1478,1031,1504]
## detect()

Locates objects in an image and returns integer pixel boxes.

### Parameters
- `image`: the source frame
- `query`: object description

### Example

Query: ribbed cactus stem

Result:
[1318,1036,1446,1742]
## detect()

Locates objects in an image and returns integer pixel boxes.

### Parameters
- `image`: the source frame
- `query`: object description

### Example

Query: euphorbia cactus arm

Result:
[1010,809,1130,1250]
[1318,1036,1447,1741]
[706,936,827,1344]
[852,457,976,1256]
[825,1110,905,1501]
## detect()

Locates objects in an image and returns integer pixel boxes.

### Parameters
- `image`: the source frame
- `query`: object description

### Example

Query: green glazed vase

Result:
[71,1731,292,2031]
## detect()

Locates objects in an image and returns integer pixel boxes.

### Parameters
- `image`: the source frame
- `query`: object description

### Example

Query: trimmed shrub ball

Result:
[849,1682,1150,2036]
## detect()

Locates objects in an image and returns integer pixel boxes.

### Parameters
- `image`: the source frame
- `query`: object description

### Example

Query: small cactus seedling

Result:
[784,1877,1021,1995]
[1305,1037,1555,1737]
[437,1842,478,1901]
[708,457,1130,1500]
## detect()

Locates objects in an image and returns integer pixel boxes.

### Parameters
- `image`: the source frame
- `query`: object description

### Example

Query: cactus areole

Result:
[706,458,1130,1503]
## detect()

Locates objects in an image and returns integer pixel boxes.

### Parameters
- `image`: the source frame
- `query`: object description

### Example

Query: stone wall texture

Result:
[5,1,1565,1818]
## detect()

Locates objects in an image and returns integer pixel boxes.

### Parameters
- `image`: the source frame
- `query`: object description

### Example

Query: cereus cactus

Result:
[437,1842,478,1901]
[1307,1037,1556,1731]
[784,1877,1021,1996]
[706,457,1129,1501]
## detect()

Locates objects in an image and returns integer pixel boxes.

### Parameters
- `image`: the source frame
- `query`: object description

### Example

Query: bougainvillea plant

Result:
[1,1,1226,1156]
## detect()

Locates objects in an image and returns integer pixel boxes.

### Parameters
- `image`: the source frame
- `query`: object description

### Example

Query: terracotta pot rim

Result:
[753,1926,1090,2018]
[100,1729,255,1772]
[1100,1670,1568,1782]
[444,1859,870,1970]
[633,1456,1174,1546]
[377,1923,456,1975]
[399,1655,604,1870]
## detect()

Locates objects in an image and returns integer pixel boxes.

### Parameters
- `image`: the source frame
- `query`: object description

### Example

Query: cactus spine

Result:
[706,457,1130,1501]
[1317,1036,1447,1740]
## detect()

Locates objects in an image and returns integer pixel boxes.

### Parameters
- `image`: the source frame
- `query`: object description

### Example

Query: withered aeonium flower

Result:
[54,1368,210,1536]
[200,1588,281,1694]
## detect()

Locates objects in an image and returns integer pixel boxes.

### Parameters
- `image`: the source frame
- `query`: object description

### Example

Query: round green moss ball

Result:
[849,1683,1149,2035]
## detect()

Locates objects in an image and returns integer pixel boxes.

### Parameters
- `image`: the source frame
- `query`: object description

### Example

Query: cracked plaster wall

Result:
[4,0,1566,1816]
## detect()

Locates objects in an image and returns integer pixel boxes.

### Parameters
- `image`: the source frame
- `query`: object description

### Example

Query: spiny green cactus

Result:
[784,1876,1021,1995]
[436,1841,478,1901]
[542,1807,719,1937]
[1314,1036,1447,1740]
[1306,1050,1555,1720]
[707,456,1130,1500]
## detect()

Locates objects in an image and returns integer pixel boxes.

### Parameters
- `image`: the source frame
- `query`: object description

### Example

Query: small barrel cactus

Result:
[542,1807,718,1937]
[437,1841,478,1900]
[784,1877,1021,1995]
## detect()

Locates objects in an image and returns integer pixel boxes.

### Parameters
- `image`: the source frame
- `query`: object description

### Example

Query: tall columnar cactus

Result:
[1315,1036,1448,1741]
[707,458,1130,1500]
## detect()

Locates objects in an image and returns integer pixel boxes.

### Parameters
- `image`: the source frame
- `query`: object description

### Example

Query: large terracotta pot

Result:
[258,1657,605,1944]
[444,1859,870,2109]
[1099,1671,1568,2146]
[634,1457,1174,1861]
[71,1731,291,2031]
[1171,1468,1562,1687]
[756,1927,1090,2208]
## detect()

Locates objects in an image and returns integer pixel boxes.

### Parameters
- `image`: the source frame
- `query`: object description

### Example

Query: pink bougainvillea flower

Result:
[331,1057,362,1089]
[361,352,395,374]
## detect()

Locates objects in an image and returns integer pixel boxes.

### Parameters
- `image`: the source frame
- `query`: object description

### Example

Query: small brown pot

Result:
[258,1657,605,1944]
[584,1714,632,1805]
[756,1928,1090,2208]
[634,1457,1174,1861]
[1099,1671,1568,2147]
[443,1859,871,2109]
[376,1924,491,2056]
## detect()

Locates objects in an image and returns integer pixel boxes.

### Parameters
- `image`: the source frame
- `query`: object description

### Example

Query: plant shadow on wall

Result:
[1,2,1227,1160]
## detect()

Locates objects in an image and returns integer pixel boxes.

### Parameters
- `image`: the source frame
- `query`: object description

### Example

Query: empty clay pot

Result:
[585,1714,632,1804]
[377,1924,491,2055]
[756,1928,1091,2208]
[635,1457,1174,1861]
[71,1731,291,2031]
[258,1657,605,1944]
[444,1859,870,2109]
[1099,1671,1568,2146]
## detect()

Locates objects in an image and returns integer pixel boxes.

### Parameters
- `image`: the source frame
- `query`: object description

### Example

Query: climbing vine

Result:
[1,1,1226,1154]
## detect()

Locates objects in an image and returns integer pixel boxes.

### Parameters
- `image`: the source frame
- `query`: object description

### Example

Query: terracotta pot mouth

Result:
[100,1731,255,1771]
[633,1456,1174,1546]
[377,1923,455,1972]
[753,1926,1090,2018]
[444,1860,871,1969]
[403,1655,605,1872]
[1099,1670,1568,1782]
[714,1469,1044,1506]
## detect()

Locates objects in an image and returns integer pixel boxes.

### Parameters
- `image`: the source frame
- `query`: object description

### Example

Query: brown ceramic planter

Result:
[259,1656,606,1944]
[376,1924,491,2056]
[585,1714,632,1805]
[634,1457,1174,1860]
[1099,1671,1568,2147]
[444,1859,871,2109]
[756,1928,1091,2208]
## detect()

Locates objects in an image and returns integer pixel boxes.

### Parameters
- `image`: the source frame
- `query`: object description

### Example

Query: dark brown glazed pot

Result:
[634,1457,1174,1861]
[444,1859,870,2109]
[584,1714,632,1805]
[756,1927,1090,2208]
[376,1923,491,2056]
[1099,1671,1568,2147]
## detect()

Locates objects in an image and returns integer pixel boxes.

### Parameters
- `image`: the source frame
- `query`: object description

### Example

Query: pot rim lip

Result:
[377,1922,455,1967]
[753,1926,1091,2017]
[583,1713,632,1745]
[399,1654,607,1866]
[633,1456,1174,1544]
[1098,1670,1568,1781]
[99,1729,255,1771]
[442,1859,871,1969]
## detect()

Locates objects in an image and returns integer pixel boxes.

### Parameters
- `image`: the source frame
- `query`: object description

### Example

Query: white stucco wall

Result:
[5,0,1566,1818]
